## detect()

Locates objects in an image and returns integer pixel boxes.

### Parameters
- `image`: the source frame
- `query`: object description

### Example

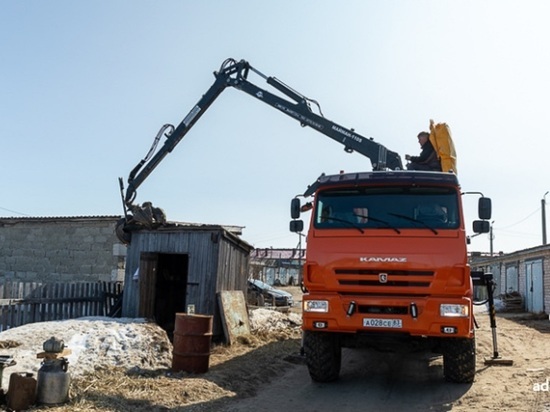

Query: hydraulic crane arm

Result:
[121,58,240,207]
[232,63,403,170]
[120,58,403,217]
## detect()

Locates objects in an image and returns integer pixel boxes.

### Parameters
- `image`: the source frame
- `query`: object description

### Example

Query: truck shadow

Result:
[334,347,472,411]
[190,344,470,412]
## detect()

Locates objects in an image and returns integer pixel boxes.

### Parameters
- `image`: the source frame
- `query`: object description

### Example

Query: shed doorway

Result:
[138,252,189,339]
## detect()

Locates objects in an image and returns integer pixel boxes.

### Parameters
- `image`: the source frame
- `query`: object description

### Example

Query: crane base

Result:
[484,357,513,366]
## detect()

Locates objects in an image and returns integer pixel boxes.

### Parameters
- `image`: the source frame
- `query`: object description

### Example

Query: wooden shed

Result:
[121,223,253,338]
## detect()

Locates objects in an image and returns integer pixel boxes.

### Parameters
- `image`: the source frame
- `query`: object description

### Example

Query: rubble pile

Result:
[249,308,302,339]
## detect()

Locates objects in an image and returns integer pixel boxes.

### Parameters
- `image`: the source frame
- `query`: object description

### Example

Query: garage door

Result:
[505,265,518,293]
[525,259,544,313]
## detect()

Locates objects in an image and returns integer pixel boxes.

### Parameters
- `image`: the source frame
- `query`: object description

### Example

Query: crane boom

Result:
[117,58,403,242]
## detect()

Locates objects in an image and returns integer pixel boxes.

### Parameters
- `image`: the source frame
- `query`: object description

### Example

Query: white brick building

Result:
[471,244,550,314]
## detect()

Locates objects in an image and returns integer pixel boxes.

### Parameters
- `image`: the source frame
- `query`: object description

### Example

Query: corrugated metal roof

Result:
[471,243,550,265]
[0,215,251,249]
[0,215,122,222]
[0,216,243,229]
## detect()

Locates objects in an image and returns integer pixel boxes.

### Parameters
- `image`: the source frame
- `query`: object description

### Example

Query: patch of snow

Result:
[0,317,172,390]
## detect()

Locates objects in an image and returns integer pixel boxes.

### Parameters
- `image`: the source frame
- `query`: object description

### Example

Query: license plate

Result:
[363,318,402,328]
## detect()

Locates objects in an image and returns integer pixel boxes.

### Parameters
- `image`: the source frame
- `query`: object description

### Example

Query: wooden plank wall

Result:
[121,228,252,338]
[0,281,123,332]
[122,230,219,318]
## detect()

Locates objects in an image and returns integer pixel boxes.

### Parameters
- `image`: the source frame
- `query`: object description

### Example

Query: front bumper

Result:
[302,294,474,338]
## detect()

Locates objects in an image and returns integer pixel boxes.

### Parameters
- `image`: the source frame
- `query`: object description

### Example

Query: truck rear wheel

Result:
[443,337,476,383]
[303,331,341,382]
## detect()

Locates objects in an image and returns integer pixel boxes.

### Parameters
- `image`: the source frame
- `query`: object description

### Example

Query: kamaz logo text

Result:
[359,257,407,263]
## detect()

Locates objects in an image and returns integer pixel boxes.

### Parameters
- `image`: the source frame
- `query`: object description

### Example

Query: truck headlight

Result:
[304,300,329,313]
[440,304,469,317]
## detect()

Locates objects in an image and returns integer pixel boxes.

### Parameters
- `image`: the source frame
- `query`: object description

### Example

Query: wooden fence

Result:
[0,281,123,332]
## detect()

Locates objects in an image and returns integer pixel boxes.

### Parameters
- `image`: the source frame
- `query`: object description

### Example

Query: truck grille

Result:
[335,268,434,294]
[358,305,408,314]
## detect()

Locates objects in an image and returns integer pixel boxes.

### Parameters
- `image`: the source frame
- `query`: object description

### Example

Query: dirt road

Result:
[219,304,550,412]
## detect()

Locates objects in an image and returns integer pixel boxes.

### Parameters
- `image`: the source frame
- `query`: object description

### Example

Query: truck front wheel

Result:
[443,337,476,383]
[303,331,341,382]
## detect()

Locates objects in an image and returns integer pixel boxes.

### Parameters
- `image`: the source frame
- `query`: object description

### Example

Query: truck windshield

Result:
[314,186,460,231]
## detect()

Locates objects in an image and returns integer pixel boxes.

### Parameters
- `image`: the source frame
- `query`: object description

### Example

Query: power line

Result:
[251,233,296,247]
[495,207,540,230]
[0,206,31,216]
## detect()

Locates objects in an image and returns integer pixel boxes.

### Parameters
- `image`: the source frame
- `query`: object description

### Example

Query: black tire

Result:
[303,331,341,382]
[115,218,132,244]
[443,337,476,383]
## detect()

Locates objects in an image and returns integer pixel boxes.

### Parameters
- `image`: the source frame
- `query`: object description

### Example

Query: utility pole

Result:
[490,221,494,256]
[543,191,549,245]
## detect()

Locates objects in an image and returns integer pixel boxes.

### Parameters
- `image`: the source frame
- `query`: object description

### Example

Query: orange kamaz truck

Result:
[116,58,492,383]
[290,171,491,383]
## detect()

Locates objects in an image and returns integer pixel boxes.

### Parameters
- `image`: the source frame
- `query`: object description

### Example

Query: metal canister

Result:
[36,358,70,405]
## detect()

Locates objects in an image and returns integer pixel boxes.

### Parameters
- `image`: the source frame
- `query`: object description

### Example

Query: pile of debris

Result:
[249,308,302,339]
[498,292,524,312]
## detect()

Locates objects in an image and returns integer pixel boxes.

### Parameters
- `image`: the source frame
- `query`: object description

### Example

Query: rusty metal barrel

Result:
[172,313,213,374]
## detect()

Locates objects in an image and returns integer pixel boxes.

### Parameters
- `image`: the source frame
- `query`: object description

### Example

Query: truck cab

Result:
[291,170,491,383]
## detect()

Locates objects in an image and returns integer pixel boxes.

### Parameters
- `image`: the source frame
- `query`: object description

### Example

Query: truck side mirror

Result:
[290,220,304,233]
[473,220,490,234]
[291,198,301,219]
[478,197,492,220]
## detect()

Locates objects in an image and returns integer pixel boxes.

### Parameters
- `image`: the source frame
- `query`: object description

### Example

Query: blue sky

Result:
[2,1,550,253]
